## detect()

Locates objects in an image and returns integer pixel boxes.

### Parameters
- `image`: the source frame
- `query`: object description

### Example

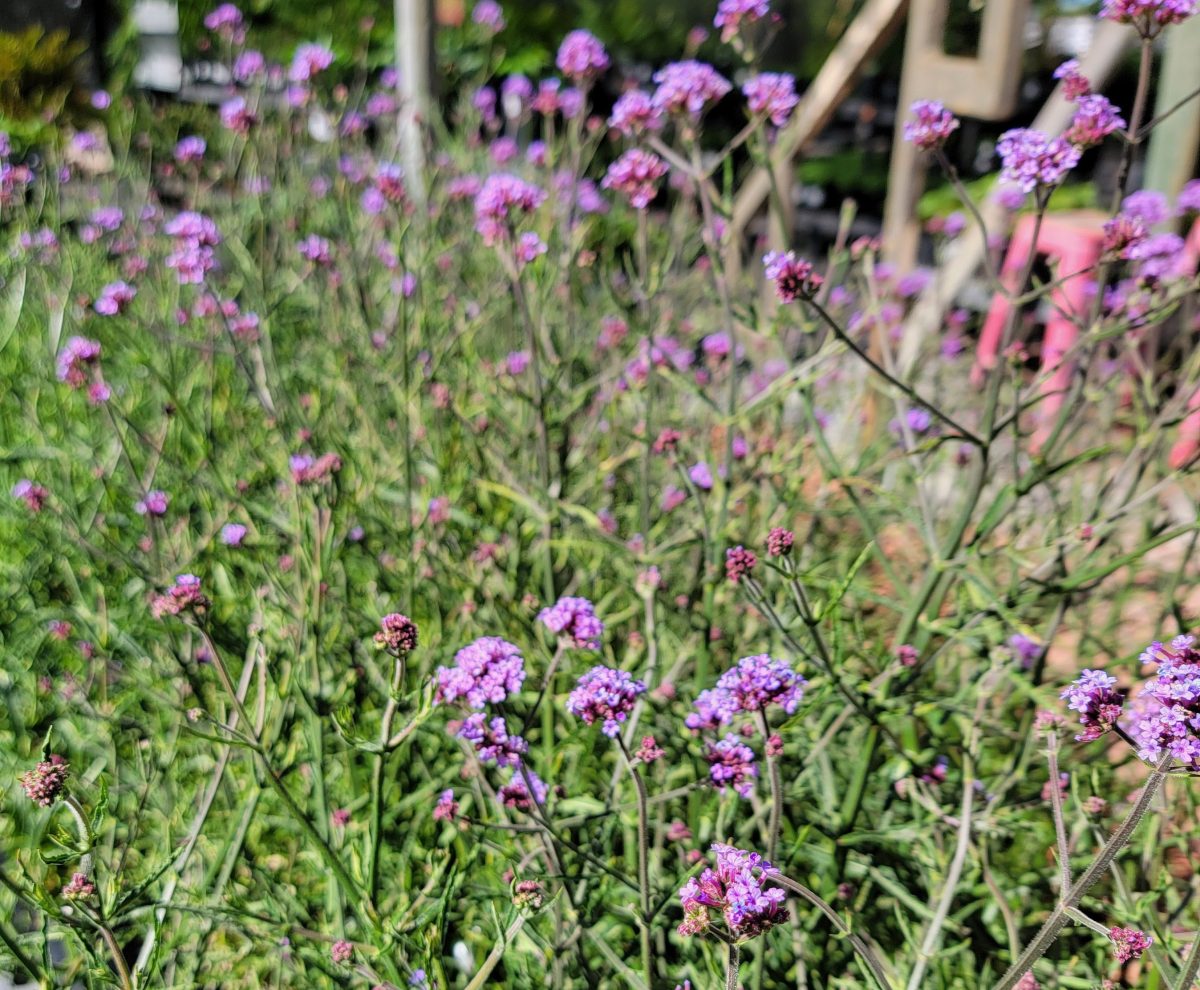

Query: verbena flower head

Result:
[12,479,49,512]
[330,940,352,964]
[714,0,770,42]
[290,43,335,83]
[1123,189,1170,226]
[151,574,208,618]
[289,452,342,484]
[602,149,668,209]
[903,100,960,151]
[1054,59,1091,101]
[677,843,785,940]
[19,754,69,806]
[725,545,757,583]
[472,0,505,32]
[1102,212,1149,260]
[174,136,206,164]
[218,96,257,135]
[766,527,794,556]
[652,61,732,118]
[94,280,136,317]
[298,234,334,265]
[204,3,244,39]
[233,49,265,82]
[497,766,547,810]
[135,490,169,516]
[436,637,526,708]
[763,251,823,302]
[996,128,1081,192]
[1131,635,1200,767]
[220,522,247,546]
[717,654,805,714]
[566,665,646,736]
[1064,95,1125,147]
[556,30,609,83]
[375,613,419,655]
[743,73,798,127]
[56,336,101,388]
[458,713,528,767]
[538,596,604,649]
[1061,670,1125,741]
[1100,0,1196,34]
[62,872,95,900]
[705,734,757,797]
[473,173,546,245]
[609,90,665,137]
[1109,926,1154,962]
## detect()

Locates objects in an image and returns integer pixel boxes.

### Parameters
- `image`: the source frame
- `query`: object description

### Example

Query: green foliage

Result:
[0,27,85,145]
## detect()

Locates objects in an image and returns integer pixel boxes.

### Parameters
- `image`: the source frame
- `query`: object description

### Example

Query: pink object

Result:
[1166,219,1200,469]
[973,211,1107,452]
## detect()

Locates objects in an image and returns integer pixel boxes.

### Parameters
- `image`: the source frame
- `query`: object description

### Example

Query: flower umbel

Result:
[566,665,646,736]
[677,843,785,940]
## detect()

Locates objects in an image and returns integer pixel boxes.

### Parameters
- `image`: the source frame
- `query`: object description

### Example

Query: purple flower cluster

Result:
[95,280,136,316]
[688,654,805,730]
[135,489,169,516]
[996,129,1081,193]
[903,100,960,152]
[609,90,665,137]
[473,173,546,245]
[472,0,505,32]
[436,636,526,708]
[56,336,101,389]
[497,766,548,810]
[1060,669,1125,741]
[175,136,207,164]
[1102,213,1149,260]
[164,211,221,284]
[1063,95,1125,148]
[1054,59,1091,101]
[725,545,757,583]
[19,754,69,806]
[714,0,770,42]
[556,30,609,84]
[298,233,334,265]
[766,527,794,556]
[151,574,208,618]
[652,61,732,118]
[219,96,257,135]
[1131,635,1200,767]
[204,3,244,40]
[458,713,528,767]
[61,872,95,900]
[289,452,342,484]
[290,43,335,84]
[1109,926,1154,962]
[375,613,419,655]
[12,479,49,512]
[677,843,784,939]
[743,73,798,127]
[538,596,604,649]
[705,734,757,797]
[566,665,646,736]
[1099,0,1196,32]
[763,251,823,302]
[602,149,668,209]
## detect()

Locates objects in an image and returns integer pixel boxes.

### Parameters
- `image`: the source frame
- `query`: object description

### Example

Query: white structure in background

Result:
[132,0,182,92]
[394,0,432,204]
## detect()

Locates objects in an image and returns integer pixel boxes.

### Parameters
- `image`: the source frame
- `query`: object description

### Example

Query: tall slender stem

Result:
[989,757,1170,990]
[726,942,741,990]
[368,652,406,902]
[758,711,783,864]
[619,738,655,988]
[1045,733,1072,899]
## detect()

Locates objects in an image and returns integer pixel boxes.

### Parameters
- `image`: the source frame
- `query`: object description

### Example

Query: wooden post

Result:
[880,0,1029,270]
[725,0,909,277]
[1143,14,1200,219]
[394,0,433,204]
[895,21,1134,375]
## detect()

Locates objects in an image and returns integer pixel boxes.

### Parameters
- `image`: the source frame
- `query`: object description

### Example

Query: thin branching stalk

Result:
[618,737,655,987]
[726,942,741,990]
[758,711,783,864]
[1045,732,1073,899]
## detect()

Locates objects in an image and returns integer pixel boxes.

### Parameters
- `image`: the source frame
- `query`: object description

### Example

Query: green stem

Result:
[619,738,655,988]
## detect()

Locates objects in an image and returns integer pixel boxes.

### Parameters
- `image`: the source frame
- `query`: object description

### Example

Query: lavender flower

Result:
[151,574,208,618]
[677,843,785,939]
[135,490,169,516]
[766,527,794,556]
[566,665,646,736]
[19,755,69,806]
[1053,59,1091,100]
[330,940,352,964]
[714,0,770,42]
[497,766,548,810]
[56,337,101,388]
[1109,926,1154,962]
[538,596,604,649]
[1100,0,1196,34]
[472,0,505,32]
[556,30,609,84]
[705,734,758,797]
[904,100,959,152]
[1064,95,1125,148]
[436,637,526,708]
[219,96,257,135]
[473,173,546,245]
[763,251,823,302]
[1130,635,1200,767]
[62,872,95,900]
[220,523,247,546]
[652,61,732,118]
[290,43,335,83]
[725,545,757,583]
[375,613,419,655]
[996,128,1080,192]
[95,280,136,316]
[602,149,668,209]
[12,480,49,512]
[174,136,206,164]
[609,90,665,137]
[1061,669,1125,741]
[458,713,528,767]
[743,73,798,127]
